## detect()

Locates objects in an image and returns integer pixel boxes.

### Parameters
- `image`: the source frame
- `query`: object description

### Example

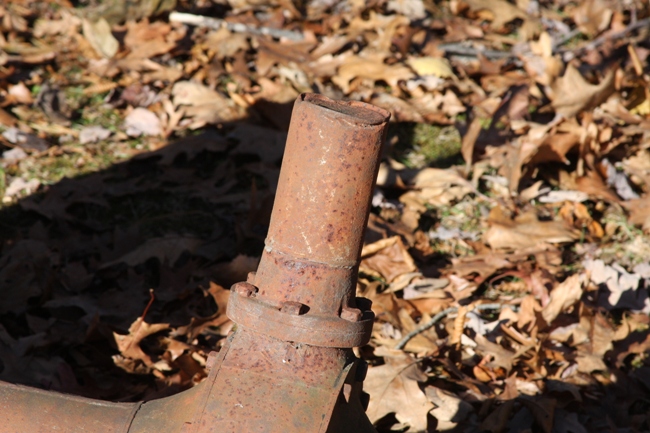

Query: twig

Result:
[169,11,304,42]
[125,289,155,352]
[558,17,650,55]
[394,303,505,350]
[141,288,155,320]
[437,43,516,60]
[551,28,582,52]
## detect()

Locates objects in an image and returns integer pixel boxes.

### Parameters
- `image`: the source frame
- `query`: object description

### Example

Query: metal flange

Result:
[227,282,374,348]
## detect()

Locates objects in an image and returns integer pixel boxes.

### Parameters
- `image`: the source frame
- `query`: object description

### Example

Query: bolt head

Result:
[232,282,257,297]
[280,301,306,315]
[341,306,362,322]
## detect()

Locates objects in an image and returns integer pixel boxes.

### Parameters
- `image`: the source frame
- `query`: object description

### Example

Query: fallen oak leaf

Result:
[462,0,534,32]
[583,259,650,312]
[172,81,246,128]
[360,236,417,283]
[425,386,474,430]
[473,334,515,375]
[82,18,119,59]
[397,167,477,212]
[541,273,585,324]
[123,20,179,60]
[624,194,650,231]
[484,207,578,250]
[406,56,456,79]
[572,0,613,36]
[114,317,169,367]
[550,64,616,118]
[387,0,426,20]
[332,54,414,94]
[364,353,434,432]
[369,93,425,123]
[575,170,621,203]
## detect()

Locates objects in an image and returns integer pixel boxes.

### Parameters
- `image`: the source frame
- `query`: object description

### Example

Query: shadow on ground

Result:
[0,102,288,400]
[1,99,649,433]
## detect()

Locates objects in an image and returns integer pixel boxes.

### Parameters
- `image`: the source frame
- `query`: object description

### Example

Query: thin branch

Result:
[169,11,304,42]
[394,303,505,350]
[551,28,582,52]
[558,17,650,55]
[437,43,516,60]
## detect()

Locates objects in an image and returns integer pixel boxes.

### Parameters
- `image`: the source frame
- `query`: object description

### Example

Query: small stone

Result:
[79,125,111,144]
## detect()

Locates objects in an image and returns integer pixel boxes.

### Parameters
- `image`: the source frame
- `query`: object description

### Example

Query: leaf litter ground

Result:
[1,0,650,431]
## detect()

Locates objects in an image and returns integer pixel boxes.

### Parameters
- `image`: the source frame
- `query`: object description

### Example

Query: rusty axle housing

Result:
[0,93,390,433]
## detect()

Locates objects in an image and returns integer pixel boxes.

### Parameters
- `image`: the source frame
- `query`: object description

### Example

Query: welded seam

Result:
[182,333,235,432]
[263,244,356,269]
[124,400,144,433]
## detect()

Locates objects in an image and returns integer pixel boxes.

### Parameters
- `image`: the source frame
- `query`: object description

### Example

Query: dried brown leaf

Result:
[541,274,585,324]
[575,170,621,203]
[364,354,433,432]
[114,318,169,367]
[463,0,530,31]
[572,0,613,36]
[404,167,475,207]
[480,399,515,433]
[624,194,650,231]
[361,237,416,283]
[172,81,246,128]
[473,334,515,374]
[82,18,118,59]
[484,207,578,250]
[332,55,414,94]
[461,117,482,166]
[550,64,616,118]
[426,387,473,430]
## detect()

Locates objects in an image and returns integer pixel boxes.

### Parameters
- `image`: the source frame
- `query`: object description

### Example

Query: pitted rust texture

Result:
[0,383,139,433]
[178,328,356,433]
[228,93,390,348]
[254,253,356,313]
[262,93,388,268]
[227,288,373,347]
[0,93,387,433]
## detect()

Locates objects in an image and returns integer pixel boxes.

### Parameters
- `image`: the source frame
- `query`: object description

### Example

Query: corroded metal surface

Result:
[0,381,141,432]
[183,328,353,432]
[0,93,388,433]
[227,93,389,348]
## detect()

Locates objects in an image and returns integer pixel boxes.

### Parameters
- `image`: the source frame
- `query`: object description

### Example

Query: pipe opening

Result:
[301,93,389,126]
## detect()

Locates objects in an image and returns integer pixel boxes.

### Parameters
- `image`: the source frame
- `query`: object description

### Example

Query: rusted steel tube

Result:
[228,93,389,347]
[0,368,208,432]
[0,93,389,433]
[264,93,388,267]
[0,382,141,433]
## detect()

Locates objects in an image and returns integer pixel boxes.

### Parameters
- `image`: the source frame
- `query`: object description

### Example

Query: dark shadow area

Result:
[1,99,649,433]
[0,103,287,401]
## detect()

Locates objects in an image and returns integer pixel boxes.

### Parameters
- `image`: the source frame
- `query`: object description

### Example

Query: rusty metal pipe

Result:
[0,93,389,433]
[228,93,388,347]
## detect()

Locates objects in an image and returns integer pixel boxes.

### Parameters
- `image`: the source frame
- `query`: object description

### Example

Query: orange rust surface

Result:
[229,93,389,349]
[0,94,387,433]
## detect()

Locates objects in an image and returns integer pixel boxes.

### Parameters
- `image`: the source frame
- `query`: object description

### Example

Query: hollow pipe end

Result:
[299,93,390,126]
